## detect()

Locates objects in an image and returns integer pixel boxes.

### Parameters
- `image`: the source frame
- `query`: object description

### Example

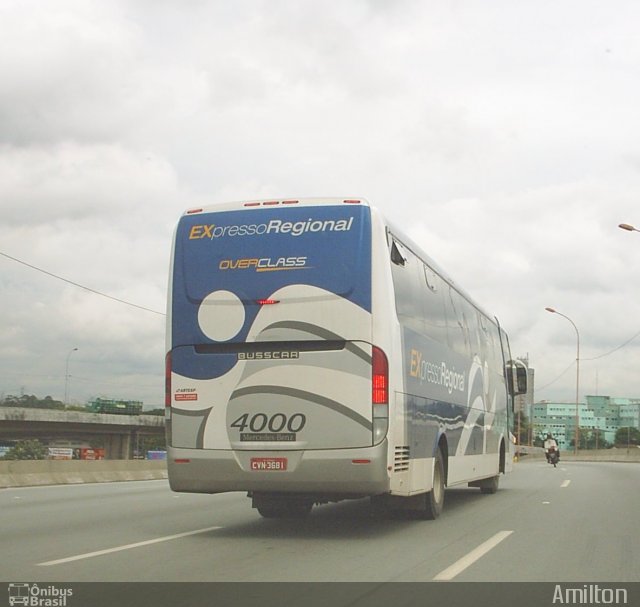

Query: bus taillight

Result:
[372,346,388,405]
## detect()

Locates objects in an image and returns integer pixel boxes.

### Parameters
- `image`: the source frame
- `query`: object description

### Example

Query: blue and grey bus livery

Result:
[165,198,527,519]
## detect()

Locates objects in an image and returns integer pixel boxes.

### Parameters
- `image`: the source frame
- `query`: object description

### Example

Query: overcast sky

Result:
[2,0,640,408]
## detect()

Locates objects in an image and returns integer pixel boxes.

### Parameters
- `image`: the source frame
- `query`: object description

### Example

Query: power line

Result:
[536,360,576,393]
[0,250,165,316]
[538,329,640,398]
[582,331,640,361]
[538,333,640,394]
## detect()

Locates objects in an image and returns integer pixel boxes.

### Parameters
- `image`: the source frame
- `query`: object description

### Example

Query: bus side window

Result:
[391,245,423,335]
[423,265,437,292]
[466,305,482,359]
[444,285,469,356]
[479,319,503,377]
[421,263,448,346]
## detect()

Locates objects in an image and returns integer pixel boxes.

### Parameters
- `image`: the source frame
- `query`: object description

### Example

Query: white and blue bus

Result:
[165,198,527,519]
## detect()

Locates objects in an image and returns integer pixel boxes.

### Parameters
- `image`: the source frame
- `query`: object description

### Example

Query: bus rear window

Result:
[171,205,372,345]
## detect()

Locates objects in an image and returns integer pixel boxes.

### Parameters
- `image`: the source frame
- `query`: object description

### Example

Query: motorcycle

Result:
[547,446,559,467]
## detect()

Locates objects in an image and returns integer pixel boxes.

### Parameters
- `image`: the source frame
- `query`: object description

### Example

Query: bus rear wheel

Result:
[479,475,500,494]
[419,448,445,520]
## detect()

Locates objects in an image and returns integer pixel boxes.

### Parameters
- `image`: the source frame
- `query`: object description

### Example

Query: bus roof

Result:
[179,197,498,327]
[183,198,371,215]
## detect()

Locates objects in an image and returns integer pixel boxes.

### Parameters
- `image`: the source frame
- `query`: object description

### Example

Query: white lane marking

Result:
[37,526,222,566]
[433,530,513,581]
[561,480,571,488]
[542,501,551,505]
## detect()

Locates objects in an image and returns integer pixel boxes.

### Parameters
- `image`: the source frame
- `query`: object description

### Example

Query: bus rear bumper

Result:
[167,441,390,498]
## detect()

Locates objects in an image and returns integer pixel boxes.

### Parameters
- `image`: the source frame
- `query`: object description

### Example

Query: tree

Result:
[515,412,533,445]
[576,429,611,450]
[0,394,64,410]
[614,427,640,448]
[2,439,49,460]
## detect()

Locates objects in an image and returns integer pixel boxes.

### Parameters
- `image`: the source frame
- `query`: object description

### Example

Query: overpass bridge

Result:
[0,407,165,459]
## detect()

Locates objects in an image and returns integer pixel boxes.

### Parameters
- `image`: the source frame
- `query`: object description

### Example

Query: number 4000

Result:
[230,413,306,433]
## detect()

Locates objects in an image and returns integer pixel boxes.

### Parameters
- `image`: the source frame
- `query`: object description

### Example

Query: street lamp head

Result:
[545,307,557,314]
[619,223,637,232]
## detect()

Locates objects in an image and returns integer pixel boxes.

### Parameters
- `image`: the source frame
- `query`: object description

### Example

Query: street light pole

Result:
[618,222,639,452]
[545,307,580,454]
[64,347,78,405]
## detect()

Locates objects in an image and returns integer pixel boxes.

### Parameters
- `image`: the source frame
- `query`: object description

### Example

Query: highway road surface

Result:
[1,460,638,583]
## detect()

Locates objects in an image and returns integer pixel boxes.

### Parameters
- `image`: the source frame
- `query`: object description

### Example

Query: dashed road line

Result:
[561,480,571,488]
[433,530,513,581]
[37,525,222,566]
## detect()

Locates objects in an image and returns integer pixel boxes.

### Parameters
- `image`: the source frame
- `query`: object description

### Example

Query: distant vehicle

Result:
[548,446,559,467]
[87,398,143,415]
[165,198,527,518]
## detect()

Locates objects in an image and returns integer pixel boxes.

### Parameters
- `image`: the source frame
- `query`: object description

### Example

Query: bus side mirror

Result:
[515,366,527,395]
[506,362,528,396]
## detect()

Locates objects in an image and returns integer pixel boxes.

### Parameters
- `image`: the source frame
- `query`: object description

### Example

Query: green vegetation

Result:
[1,394,65,409]
[614,427,640,447]
[0,394,163,415]
[2,439,49,460]
[576,429,612,450]
[514,412,533,445]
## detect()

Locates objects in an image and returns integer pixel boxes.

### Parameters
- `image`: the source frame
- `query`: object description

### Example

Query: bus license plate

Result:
[250,457,288,471]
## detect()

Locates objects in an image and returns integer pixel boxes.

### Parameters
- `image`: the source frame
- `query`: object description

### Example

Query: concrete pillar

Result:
[104,433,132,460]
[121,433,132,460]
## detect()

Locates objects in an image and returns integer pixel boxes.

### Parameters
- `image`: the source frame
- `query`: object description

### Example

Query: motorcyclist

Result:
[544,433,559,463]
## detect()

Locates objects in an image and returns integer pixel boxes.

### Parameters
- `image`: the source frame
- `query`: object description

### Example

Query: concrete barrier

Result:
[515,446,640,464]
[0,459,168,488]
[515,445,545,459]
[558,447,640,463]
[2,448,637,488]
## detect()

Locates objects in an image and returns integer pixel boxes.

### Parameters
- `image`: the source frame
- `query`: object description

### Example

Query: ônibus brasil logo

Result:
[8,584,73,607]
[188,217,354,240]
